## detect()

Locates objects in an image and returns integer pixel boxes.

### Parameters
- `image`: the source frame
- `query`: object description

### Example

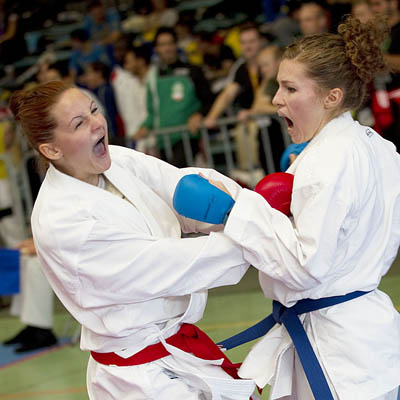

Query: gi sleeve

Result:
[224,146,357,291]
[114,146,243,234]
[74,221,249,308]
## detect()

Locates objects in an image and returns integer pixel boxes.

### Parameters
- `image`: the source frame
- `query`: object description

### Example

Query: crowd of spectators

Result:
[1,0,400,353]
[0,0,399,172]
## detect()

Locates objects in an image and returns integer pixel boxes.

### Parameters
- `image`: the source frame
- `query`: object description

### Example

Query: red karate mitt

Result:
[254,172,294,216]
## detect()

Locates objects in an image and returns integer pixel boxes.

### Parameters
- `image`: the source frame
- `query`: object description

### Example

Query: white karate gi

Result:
[31,146,255,400]
[10,255,54,329]
[225,112,400,399]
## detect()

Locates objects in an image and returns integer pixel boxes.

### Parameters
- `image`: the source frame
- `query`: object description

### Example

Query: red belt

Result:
[90,323,241,379]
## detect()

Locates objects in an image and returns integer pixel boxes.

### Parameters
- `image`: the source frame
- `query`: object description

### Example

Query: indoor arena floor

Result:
[1,261,399,400]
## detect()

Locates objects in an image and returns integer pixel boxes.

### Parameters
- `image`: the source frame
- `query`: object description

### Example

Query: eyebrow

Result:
[279,80,296,85]
[68,101,95,127]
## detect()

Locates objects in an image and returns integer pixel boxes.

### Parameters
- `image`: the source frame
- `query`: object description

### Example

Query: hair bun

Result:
[338,15,388,83]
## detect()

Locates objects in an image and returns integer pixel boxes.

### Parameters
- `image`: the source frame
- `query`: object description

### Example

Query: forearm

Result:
[207,90,234,119]
[76,231,249,305]
[251,96,277,115]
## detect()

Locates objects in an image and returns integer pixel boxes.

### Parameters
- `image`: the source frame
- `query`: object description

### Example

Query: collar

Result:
[288,111,354,171]
[158,59,187,75]
[308,111,354,147]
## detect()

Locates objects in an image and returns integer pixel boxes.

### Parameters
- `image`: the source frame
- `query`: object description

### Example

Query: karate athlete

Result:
[8,80,256,400]
[173,16,400,400]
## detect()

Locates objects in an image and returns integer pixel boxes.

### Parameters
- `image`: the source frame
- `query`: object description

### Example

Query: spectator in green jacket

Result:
[134,27,214,167]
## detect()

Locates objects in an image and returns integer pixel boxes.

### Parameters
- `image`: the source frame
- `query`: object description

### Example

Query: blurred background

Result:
[0,1,399,399]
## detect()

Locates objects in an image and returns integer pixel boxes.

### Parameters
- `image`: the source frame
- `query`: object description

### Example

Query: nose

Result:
[90,111,104,132]
[272,88,282,107]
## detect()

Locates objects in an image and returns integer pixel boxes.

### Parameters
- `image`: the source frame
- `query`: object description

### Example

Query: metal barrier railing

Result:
[147,113,290,184]
[0,122,37,240]
[0,113,290,236]
[0,152,32,239]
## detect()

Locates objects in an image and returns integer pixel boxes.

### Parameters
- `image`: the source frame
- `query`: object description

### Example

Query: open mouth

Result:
[278,112,294,130]
[93,135,106,157]
[284,117,294,129]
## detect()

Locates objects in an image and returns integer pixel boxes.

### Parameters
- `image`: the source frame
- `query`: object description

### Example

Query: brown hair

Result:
[239,21,260,36]
[282,15,388,111]
[9,80,73,160]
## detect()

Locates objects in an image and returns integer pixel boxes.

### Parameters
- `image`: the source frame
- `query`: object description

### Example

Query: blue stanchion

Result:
[0,248,20,295]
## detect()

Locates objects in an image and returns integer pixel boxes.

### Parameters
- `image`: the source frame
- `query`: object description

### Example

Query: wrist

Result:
[222,206,233,224]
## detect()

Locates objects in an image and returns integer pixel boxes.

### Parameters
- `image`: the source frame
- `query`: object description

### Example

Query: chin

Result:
[291,138,303,144]
[289,133,301,144]
[104,159,112,171]
[101,158,112,172]
[96,157,111,174]
[289,129,308,144]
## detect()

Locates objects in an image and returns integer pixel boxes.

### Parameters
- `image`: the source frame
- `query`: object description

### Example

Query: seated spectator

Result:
[82,61,123,144]
[352,0,375,23]
[121,0,151,35]
[109,32,131,69]
[134,27,214,167]
[114,44,151,150]
[82,0,122,46]
[204,22,266,128]
[175,16,202,65]
[297,0,330,36]
[260,0,301,47]
[196,31,236,94]
[146,0,179,35]
[237,45,285,174]
[204,23,270,170]
[122,0,178,42]
[38,60,106,117]
[69,28,114,84]
[237,45,282,121]
[123,44,151,89]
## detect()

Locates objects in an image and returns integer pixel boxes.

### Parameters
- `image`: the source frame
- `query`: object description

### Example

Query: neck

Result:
[247,57,259,70]
[162,56,178,66]
[315,109,345,139]
[138,65,149,82]
[54,162,100,186]
[89,174,100,186]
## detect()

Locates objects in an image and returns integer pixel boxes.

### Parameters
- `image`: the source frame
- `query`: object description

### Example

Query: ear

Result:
[38,142,63,161]
[324,88,343,109]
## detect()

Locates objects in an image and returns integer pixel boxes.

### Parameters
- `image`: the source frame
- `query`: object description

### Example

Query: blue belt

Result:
[218,290,371,400]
